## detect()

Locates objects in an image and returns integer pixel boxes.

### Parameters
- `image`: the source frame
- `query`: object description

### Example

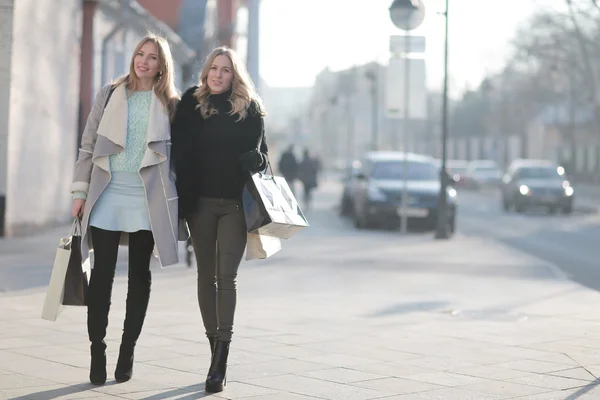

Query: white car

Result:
[466,160,502,188]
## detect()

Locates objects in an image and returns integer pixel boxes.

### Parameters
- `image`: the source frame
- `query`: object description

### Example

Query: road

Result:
[1,180,599,294]
[456,187,600,291]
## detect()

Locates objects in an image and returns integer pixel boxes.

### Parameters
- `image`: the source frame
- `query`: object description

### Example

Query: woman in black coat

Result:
[171,46,267,393]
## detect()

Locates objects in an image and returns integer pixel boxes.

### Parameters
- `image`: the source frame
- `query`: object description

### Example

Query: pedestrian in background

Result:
[298,148,319,210]
[71,34,180,385]
[278,144,298,193]
[170,46,268,393]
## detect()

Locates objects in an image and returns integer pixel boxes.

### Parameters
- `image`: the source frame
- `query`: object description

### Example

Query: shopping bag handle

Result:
[71,217,83,237]
[255,129,276,179]
[262,156,276,178]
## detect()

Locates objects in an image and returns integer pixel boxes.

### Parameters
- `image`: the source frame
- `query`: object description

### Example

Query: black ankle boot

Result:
[208,335,217,357]
[89,342,107,385]
[114,344,134,383]
[205,341,230,393]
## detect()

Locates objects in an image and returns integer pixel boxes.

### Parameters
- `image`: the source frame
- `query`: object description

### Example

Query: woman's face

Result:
[207,55,234,94]
[134,41,161,82]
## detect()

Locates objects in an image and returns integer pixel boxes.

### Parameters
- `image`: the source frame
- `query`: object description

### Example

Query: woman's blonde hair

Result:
[113,34,179,119]
[194,46,266,121]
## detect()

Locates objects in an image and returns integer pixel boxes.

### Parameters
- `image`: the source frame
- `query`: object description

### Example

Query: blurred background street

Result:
[2,0,600,398]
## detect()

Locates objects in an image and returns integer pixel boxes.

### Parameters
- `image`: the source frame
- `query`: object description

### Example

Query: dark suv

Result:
[501,160,574,214]
[346,152,457,231]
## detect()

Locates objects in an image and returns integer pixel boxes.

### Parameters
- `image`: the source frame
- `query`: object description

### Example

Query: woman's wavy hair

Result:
[194,46,266,121]
[112,34,179,119]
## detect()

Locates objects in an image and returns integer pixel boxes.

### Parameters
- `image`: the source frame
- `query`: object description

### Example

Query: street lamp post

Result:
[389,0,451,239]
[388,0,425,234]
[435,0,450,239]
[365,68,379,150]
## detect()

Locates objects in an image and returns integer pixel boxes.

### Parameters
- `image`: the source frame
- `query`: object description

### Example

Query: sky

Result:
[258,0,565,95]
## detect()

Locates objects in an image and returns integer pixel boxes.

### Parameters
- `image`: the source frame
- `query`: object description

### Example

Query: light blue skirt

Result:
[89,171,151,232]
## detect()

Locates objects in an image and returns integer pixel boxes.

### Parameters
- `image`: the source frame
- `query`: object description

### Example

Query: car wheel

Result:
[353,208,366,229]
[515,203,525,213]
[340,196,350,216]
[563,204,573,214]
[548,205,557,215]
[448,215,456,235]
[502,198,510,212]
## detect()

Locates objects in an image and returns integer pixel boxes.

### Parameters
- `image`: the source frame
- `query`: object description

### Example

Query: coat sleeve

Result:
[170,87,197,179]
[170,87,200,216]
[71,84,112,194]
[258,118,269,171]
[248,101,269,171]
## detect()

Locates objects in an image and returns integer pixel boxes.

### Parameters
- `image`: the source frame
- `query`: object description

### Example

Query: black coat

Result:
[171,86,268,216]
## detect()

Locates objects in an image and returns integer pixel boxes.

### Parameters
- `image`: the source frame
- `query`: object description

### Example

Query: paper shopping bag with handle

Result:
[246,232,282,260]
[42,218,89,321]
[242,171,309,240]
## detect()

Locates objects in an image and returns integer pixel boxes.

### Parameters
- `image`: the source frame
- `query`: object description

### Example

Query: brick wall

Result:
[137,0,182,31]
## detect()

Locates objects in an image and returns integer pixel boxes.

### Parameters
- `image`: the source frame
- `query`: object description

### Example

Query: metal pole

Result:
[346,97,354,167]
[246,0,260,91]
[400,31,411,234]
[346,68,356,168]
[435,0,450,239]
[370,71,379,150]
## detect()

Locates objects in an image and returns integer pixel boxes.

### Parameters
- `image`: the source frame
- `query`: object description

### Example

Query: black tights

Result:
[87,227,154,348]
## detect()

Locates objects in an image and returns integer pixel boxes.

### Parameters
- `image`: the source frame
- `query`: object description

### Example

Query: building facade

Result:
[0,0,194,236]
[304,63,424,170]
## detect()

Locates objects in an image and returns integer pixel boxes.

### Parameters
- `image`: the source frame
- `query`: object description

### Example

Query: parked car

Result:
[501,159,574,214]
[346,152,457,231]
[446,160,470,187]
[339,160,362,216]
[465,160,503,189]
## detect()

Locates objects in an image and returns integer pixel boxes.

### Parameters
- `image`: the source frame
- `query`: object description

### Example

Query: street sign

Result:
[389,0,426,31]
[390,35,426,54]
[385,57,427,120]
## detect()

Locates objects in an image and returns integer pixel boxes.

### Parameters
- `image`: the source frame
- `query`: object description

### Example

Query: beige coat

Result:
[71,83,180,267]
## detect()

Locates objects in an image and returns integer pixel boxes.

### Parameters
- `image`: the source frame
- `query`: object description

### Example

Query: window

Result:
[371,161,438,181]
[518,167,561,179]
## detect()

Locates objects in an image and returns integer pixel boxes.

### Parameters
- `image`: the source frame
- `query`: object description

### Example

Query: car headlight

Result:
[367,186,386,201]
[519,185,530,195]
[448,188,457,198]
[565,186,574,196]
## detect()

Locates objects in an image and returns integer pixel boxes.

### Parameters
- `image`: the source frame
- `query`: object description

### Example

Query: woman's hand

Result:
[72,199,86,218]
[239,149,264,172]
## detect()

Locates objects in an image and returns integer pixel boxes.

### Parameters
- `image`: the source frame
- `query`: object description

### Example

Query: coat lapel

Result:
[92,84,170,172]
[96,84,128,149]
[140,91,170,169]
[93,84,128,171]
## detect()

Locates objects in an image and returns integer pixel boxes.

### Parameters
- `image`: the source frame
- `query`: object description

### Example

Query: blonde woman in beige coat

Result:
[71,34,180,385]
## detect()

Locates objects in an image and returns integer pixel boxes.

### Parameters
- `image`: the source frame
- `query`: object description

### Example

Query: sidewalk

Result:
[2,182,600,399]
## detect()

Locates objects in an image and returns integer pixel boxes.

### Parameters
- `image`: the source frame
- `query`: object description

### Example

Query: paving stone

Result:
[508,374,590,390]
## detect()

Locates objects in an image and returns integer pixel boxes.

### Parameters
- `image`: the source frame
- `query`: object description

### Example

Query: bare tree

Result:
[455,5,600,145]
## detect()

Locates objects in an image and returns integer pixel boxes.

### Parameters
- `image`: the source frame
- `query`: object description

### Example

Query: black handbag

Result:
[61,219,88,306]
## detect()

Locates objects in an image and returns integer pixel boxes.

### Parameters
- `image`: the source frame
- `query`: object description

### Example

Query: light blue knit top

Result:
[73,90,152,200]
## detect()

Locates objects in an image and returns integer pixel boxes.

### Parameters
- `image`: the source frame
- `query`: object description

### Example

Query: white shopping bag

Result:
[246,233,282,260]
[41,220,84,321]
[41,244,72,321]
[242,173,309,239]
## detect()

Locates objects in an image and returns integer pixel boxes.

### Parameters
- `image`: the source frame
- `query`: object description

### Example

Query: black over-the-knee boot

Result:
[87,228,120,385]
[88,299,110,385]
[115,230,154,383]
